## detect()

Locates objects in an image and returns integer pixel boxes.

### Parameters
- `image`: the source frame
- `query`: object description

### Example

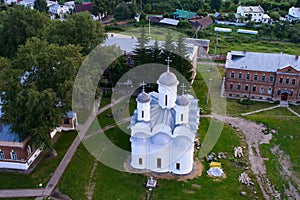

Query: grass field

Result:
[58,118,263,200]
[0,131,77,189]
[245,107,300,195]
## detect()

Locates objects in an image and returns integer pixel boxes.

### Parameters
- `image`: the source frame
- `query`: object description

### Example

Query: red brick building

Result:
[0,123,42,170]
[224,51,300,104]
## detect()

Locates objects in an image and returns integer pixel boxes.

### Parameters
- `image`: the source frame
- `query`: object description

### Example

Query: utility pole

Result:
[214,32,218,59]
[148,17,151,38]
[206,78,213,104]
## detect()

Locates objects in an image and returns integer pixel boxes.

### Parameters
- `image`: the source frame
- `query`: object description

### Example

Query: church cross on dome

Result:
[180,83,186,95]
[165,57,172,72]
[140,81,146,92]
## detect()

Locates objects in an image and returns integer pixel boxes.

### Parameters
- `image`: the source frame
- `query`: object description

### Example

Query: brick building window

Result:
[260,86,264,93]
[231,72,235,79]
[252,86,256,92]
[11,151,17,160]
[230,83,233,90]
[269,76,274,82]
[246,73,250,80]
[0,150,4,160]
[237,84,241,90]
[277,90,281,95]
[267,87,272,94]
[254,74,258,81]
[245,85,249,91]
[238,72,242,79]
[292,79,296,85]
[279,77,283,84]
[261,75,265,82]
[286,78,290,84]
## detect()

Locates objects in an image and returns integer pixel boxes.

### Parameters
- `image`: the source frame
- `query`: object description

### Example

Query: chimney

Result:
[243,49,247,54]
[295,55,299,60]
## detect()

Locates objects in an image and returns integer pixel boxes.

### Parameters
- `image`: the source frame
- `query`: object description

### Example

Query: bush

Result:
[239,98,255,105]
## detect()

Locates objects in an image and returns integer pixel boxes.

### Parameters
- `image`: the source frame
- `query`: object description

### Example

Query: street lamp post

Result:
[206,78,213,104]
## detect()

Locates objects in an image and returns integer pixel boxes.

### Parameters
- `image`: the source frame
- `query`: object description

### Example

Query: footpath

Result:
[0,95,129,199]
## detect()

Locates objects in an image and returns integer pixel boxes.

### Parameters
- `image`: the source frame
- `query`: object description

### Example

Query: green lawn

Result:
[225,98,278,117]
[290,105,300,115]
[0,131,77,189]
[245,107,300,194]
[58,117,263,199]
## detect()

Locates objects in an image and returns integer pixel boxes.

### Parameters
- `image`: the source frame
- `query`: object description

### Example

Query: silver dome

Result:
[175,95,190,106]
[157,72,178,86]
[137,92,150,103]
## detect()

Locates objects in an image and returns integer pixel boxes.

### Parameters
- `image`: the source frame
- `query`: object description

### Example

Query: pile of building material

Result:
[238,172,254,187]
[234,146,244,158]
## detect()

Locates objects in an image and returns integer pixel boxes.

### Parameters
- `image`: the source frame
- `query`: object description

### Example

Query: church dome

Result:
[173,136,193,150]
[176,95,190,106]
[151,132,172,146]
[137,92,150,103]
[158,72,178,86]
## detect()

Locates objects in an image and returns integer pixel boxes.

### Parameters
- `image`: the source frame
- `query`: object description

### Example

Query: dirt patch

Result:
[86,159,98,200]
[271,145,300,199]
[124,157,203,182]
[210,113,280,200]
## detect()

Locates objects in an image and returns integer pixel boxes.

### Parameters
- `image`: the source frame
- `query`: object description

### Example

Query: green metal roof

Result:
[172,9,196,20]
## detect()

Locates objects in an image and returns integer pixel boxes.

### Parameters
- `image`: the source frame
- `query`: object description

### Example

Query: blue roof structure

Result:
[0,123,22,143]
[64,111,76,118]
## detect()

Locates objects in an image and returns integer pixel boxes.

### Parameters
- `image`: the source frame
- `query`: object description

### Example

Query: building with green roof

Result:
[172,9,196,20]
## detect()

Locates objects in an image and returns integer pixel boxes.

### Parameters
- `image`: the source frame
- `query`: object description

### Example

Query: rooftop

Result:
[130,92,200,134]
[173,9,197,20]
[240,5,264,13]
[226,51,300,72]
[0,123,22,143]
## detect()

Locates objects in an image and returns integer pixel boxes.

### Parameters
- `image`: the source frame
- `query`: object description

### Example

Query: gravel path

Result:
[208,113,281,200]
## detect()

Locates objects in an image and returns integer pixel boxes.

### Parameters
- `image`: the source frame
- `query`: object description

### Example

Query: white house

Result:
[129,68,200,175]
[287,7,300,21]
[4,0,17,5]
[17,0,35,9]
[236,5,265,23]
[49,4,70,16]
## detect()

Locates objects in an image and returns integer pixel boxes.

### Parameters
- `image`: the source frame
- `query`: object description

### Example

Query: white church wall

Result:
[131,144,147,169]
[137,102,150,121]
[158,85,177,109]
[171,148,193,174]
[174,105,189,125]
[148,145,171,172]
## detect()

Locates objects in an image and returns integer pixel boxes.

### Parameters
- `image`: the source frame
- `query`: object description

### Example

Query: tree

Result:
[163,30,175,57]
[0,6,49,58]
[269,11,280,21]
[297,0,300,7]
[0,38,83,155]
[132,27,150,65]
[44,12,107,54]
[92,0,105,16]
[34,0,48,12]
[114,3,131,20]
[210,0,222,12]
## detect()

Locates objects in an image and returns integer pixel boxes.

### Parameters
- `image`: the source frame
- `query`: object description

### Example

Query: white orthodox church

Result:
[129,65,200,175]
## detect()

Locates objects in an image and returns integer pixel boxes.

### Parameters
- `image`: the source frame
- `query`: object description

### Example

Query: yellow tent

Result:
[209,162,222,168]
